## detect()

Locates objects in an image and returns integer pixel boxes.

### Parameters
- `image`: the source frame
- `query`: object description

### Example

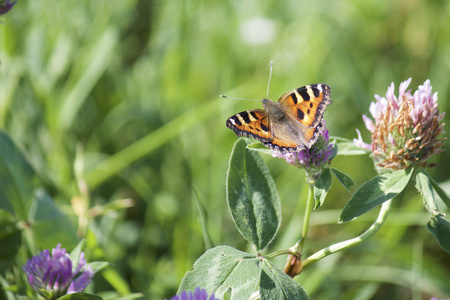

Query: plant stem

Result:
[300,184,314,250]
[302,199,392,269]
[265,249,293,259]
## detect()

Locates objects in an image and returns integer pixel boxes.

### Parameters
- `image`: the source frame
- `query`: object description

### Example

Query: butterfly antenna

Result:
[266,60,273,99]
[220,95,260,102]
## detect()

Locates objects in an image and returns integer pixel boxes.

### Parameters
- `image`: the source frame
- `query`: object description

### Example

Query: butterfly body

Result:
[226,84,331,153]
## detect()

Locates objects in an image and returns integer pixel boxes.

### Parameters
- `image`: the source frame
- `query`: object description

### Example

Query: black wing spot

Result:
[227,116,242,126]
[307,109,310,115]
[260,122,269,132]
[240,112,251,124]
[310,102,313,108]
[297,108,305,120]
[291,93,298,104]
[311,85,320,97]
[297,87,310,101]
[250,111,258,120]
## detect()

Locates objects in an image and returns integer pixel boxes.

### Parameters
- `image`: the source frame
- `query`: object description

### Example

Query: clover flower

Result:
[22,244,94,299]
[0,0,16,15]
[354,79,446,169]
[169,287,219,300]
[273,124,335,181]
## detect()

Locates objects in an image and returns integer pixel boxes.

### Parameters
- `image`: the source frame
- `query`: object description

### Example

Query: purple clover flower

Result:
[354,79,446,169]
[22,244,94,299]
[273,124,335,182]
[0,0,16,15]
[169,287,219,300]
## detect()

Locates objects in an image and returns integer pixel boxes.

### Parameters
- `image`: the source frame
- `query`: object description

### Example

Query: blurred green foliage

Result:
[0,0,449,299]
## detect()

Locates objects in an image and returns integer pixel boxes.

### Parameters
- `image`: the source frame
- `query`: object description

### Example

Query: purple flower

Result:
[354,79,446,169]
[0,0,16,15]
[169,287,219,300]
[273,123,335,182]
[22,244,94,299]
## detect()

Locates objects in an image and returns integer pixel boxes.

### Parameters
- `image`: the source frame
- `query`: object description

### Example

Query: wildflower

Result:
[0,0,16,15]
[169,287,219,300]
[354,79,446,169]
[273,123,335,181]
[22,244,94,299]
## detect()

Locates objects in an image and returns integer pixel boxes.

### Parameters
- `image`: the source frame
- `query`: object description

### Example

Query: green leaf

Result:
[423,169,450,209]
[89,261,110,274]
[179,246,261,300]
[39,289,52,299]
[0,222,21,260]
[260,261,309,300]
[329,136,351,142]
[331,168,355,191]
[336,141,369,156]
[192,186,213,249]
[0,131,36,219]
[246,142,273,156]
[427,215,450,254]
[414,170,439,214]
[58,293,103,300]
[96,292,143,300]
[0,274,15,299]
[314,168,332,209]
[226,138,281,250]
[101,268,131,295]
[29,189,79,249]
[340,169,413,222]
[58,29,119,131]
[70,239,86,274]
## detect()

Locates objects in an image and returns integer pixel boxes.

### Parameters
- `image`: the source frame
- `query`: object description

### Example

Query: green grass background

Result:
[1,0,449,299]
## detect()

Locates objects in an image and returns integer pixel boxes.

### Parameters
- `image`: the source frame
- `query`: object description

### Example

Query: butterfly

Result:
[226,84,331,153]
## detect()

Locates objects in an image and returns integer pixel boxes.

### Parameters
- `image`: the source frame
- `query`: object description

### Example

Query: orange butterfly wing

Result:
[278,84,331,129]
[226,84,331,153]
[226,109,272,143]
[268,132,308,150]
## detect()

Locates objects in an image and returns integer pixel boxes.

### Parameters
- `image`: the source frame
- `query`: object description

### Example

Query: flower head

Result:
[22,244,94,299]
[169,287,219,300]
[0,0,16,15]
[273,123,336,182]
[354,79,446,169]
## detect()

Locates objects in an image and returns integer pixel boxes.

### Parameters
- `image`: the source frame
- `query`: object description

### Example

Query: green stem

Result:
[302,199,392,269]
[300,184,315,250]
[265,249,293,259]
